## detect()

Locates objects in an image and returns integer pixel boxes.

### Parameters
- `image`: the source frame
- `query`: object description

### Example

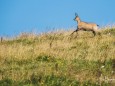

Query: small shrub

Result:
[30,73,42,85]
[0,78,13,86]
[35,54,56,62]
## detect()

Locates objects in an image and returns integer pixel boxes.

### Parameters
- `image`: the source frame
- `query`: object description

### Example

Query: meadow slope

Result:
[0,28,115,86]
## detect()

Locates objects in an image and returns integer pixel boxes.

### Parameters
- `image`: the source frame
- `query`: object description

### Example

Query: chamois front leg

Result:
[70,27,79,36]
[70,30,77,36]
[70,29,79,40]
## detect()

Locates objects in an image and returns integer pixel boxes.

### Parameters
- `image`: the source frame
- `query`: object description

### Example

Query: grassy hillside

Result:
[0,28,115,86]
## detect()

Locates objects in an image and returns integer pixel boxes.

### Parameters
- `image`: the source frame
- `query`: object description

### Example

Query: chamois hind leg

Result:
[92,30,96,37]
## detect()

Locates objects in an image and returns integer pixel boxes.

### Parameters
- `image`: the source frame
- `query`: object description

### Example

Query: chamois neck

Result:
[77,19,81,23]
[77,17,81,23]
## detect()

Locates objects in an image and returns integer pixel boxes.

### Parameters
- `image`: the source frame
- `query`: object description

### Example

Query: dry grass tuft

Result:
[0,27,115,85]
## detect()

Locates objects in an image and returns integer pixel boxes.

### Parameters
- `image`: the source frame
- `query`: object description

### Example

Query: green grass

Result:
[0,28,115,86]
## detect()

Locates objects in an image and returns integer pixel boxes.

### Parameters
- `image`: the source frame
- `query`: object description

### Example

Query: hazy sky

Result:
[0,0,115,36]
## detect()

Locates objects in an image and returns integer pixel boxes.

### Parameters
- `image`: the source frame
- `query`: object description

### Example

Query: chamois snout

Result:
[73,18,76,21]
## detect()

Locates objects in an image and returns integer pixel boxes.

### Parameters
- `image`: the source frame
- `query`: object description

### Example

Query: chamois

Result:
[71,13,99,36]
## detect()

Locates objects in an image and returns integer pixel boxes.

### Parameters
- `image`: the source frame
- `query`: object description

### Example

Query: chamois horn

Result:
[75,13,78,16]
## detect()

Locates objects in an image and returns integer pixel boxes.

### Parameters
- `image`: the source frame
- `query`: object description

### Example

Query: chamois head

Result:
[74,13,80,23]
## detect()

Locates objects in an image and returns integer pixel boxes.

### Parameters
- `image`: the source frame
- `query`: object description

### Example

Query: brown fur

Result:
[71,13,99,36]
